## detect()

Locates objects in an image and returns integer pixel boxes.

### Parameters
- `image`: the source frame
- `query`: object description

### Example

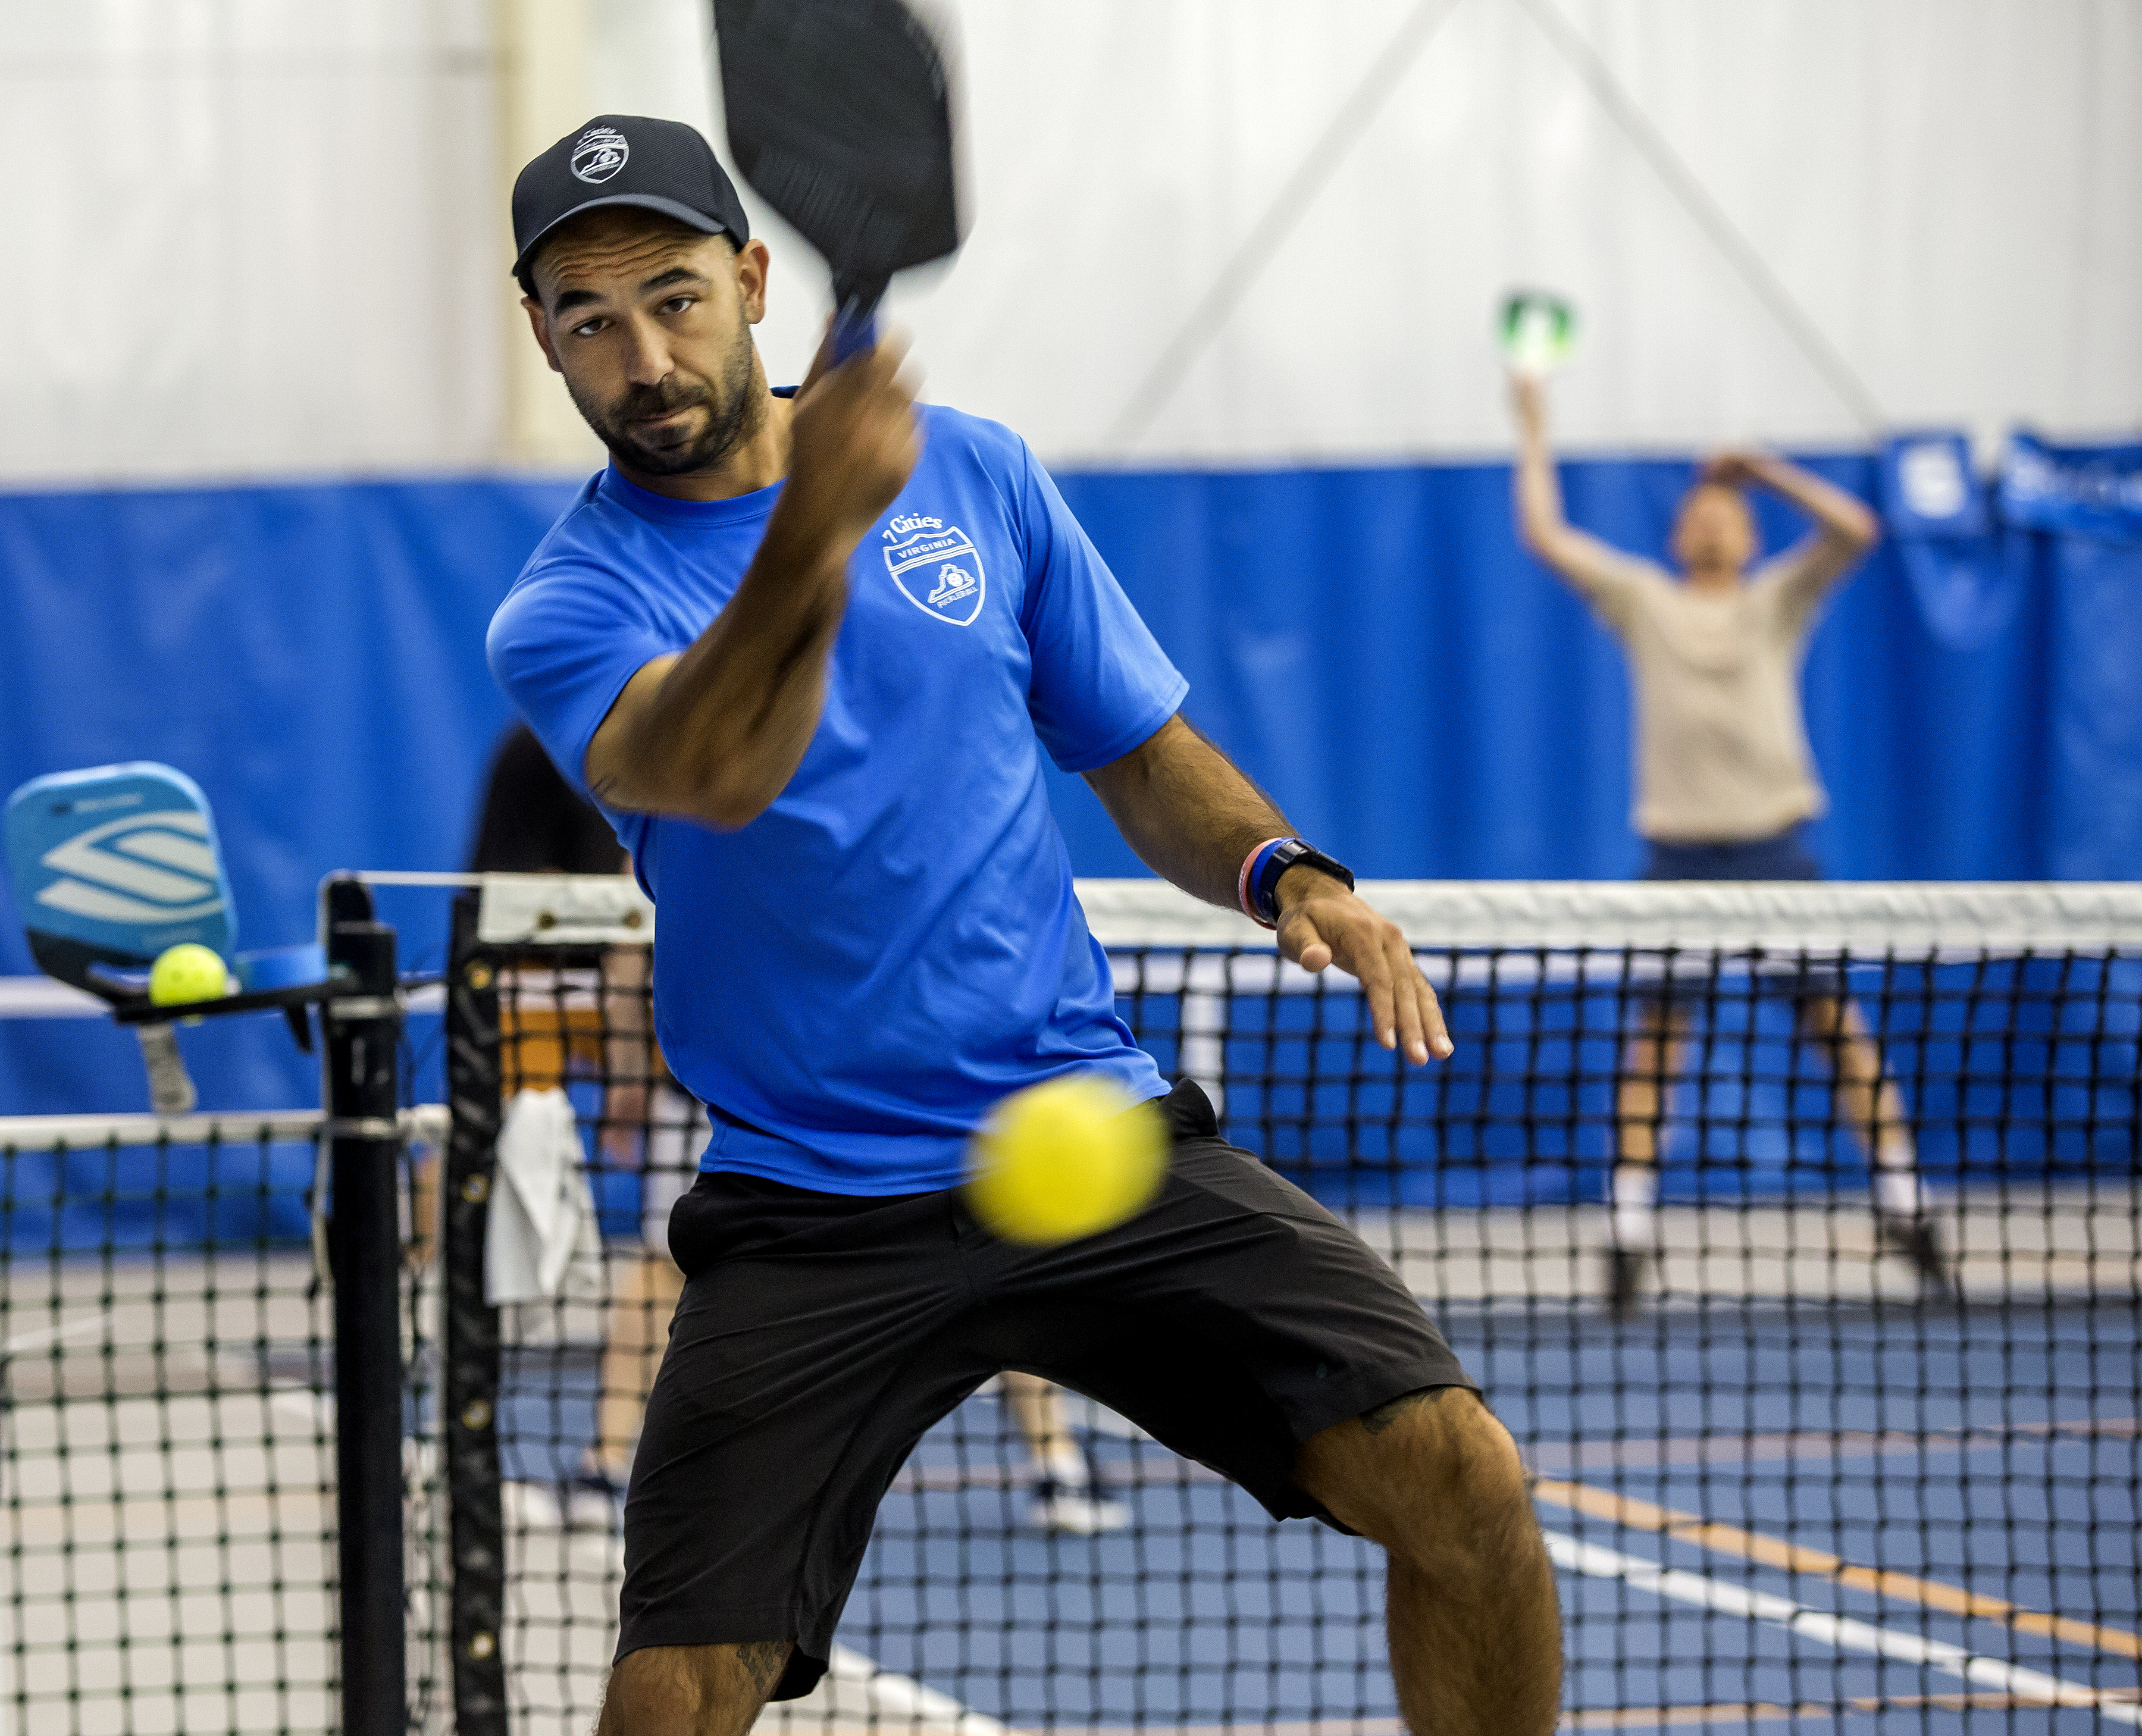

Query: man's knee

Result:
[1298,1386,1531,1553]
[1384,1387,1529,1511]
[599,1640,793,1736]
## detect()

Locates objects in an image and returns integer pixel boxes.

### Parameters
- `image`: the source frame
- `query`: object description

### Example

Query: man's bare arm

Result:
[585,339,919,829]
[598,943,654,1164]
[1510,375,1633,594]
[1084,716,1451,1065]
[1706,449,1880,593]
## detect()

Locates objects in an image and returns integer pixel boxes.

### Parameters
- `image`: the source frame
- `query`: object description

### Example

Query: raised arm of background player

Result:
[1700,449,1880,601]
[583,334,922,828]
[1510,374,1641,598]
[1512,375,1877,594]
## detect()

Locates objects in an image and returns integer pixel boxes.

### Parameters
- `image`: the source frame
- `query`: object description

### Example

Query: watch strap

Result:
[1242,838,1355,928]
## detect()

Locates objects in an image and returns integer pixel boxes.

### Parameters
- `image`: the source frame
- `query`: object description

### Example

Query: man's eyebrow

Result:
[549,265,706,317]
[639,265,709,294]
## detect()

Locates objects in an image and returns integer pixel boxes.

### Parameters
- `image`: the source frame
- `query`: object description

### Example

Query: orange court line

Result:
[1534,1477,2142,1664]
[1559,1691,2142,1729]
[1029,1696,2142,1736]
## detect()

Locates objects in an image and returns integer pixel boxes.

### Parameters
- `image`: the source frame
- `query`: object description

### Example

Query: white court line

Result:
[819,1644,1014,1736]
[269,1384,334,1428]
[0,1311,111,1357]
[1545,1530,2142,1725]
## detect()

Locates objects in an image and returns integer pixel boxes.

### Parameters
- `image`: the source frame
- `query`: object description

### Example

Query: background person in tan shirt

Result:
[1511,376,1956,1315]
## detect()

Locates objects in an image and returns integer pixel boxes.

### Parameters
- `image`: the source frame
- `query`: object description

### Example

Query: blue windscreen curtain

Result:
[0,440,2134,1214]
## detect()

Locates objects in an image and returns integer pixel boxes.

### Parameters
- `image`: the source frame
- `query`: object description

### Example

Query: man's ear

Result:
[735,239,772,325]
[521,296,564,375]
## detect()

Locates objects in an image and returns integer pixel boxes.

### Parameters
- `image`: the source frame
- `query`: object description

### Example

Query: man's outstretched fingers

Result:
[1386,932,1430,1064]
[1351,930,1398,1052]
[1280,910,1334,974]
[1402,945,1454,1061]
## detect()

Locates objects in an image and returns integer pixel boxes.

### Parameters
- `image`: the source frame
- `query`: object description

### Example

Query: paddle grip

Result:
[138,1024,198,1116]
[831,281,886,365]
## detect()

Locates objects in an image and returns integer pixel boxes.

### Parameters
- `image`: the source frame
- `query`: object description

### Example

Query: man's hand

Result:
[1274,869,1453,1066]
[600,1078,649,1167]
[1701,446,1878,550]
[1699,449,1761,488]
[776,326,921,556]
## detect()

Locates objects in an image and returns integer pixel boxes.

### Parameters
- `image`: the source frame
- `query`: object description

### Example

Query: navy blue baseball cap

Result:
[512,115,751,293]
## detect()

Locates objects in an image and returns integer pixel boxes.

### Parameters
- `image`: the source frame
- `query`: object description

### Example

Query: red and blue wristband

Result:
[1236,837,1356,929]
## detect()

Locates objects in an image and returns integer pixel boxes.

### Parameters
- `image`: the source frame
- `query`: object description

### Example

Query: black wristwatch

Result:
[1248,839,1355,927]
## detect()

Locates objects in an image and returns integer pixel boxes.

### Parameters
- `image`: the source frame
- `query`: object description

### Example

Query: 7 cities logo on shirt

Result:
[882,514,986,626]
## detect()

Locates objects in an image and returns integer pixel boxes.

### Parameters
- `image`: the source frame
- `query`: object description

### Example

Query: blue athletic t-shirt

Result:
[487,402,1185,1194]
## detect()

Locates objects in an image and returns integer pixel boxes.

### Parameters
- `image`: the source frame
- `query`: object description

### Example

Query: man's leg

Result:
[1796,994,1956,1295]
[1295,1388,1561,1736]
[1001,1371,1127,1534]
[1608,998,1688,1314]
[604,1177,981,1729]
[587,1078,704,1484]
[597,1640,792,1736]
[594,1251,687,1478]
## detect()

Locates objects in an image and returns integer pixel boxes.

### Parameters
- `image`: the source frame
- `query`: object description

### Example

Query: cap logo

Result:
[570,127,630,184]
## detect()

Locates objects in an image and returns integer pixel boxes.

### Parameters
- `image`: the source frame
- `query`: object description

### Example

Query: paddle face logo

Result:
[571,127,630,184]
[33,809,224,927]
[882,516,986,626]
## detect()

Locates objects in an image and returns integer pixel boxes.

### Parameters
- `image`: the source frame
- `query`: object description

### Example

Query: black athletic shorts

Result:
[616,1078,1474,1699]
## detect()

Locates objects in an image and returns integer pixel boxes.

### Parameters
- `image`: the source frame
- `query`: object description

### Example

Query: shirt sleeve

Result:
[1566,546,1668,638]
[1016,441,1189,772]
[1752,535,1859,637]
[486,560,672,800]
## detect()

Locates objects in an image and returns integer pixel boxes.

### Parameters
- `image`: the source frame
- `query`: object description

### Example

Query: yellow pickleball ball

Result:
[966,1074,1168,1246]
[148,942,230,1007]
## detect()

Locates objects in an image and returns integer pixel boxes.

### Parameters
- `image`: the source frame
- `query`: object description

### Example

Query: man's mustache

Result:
[616,382,710,421]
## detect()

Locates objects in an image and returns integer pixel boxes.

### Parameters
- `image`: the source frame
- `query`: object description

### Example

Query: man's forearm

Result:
[1509,380,1565,550]
[1514,434,1565,549]
[1084,716,1292,911]
[1087,715,1451,1063]
[1748,455,1877,545]
[603,521,848,826]
[587,337,920,829]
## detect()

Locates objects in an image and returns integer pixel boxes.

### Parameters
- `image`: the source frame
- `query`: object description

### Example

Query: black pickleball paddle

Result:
[713,0,964,362]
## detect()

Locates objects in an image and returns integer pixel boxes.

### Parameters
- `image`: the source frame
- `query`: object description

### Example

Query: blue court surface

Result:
[494,1197,2141,1734]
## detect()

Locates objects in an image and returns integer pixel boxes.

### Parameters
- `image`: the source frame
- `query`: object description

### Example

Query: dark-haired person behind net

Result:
[464,720,690,1525]
[487,115,1562,1736]
[1511,374,1958,1317]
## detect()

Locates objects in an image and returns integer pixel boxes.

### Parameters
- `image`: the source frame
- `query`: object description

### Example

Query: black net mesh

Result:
[3,880,2137,1734]
[443,880,2141,1735]
[0,1098,450,1736]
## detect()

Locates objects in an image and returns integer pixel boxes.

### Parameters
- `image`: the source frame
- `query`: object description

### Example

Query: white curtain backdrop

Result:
[0,0,2134,481]
[0,1,502,484]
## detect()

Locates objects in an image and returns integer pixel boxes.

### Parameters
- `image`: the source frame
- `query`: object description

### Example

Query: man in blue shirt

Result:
[491,117,1561,1736]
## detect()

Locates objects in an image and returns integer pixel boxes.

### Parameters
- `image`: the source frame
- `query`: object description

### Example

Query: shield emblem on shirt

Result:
[882,525,987,626]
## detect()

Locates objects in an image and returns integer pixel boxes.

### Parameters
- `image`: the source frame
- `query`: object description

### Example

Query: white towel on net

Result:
[486,1087,605,1305]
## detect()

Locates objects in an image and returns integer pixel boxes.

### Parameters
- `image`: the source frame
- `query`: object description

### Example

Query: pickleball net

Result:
[0,1101,451,1736]
[2,876,2138,1732]
[449,876,2141,1736]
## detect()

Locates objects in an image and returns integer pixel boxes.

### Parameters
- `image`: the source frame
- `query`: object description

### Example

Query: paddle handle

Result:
[138,1024,198,1116]
[832,278,888,364]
